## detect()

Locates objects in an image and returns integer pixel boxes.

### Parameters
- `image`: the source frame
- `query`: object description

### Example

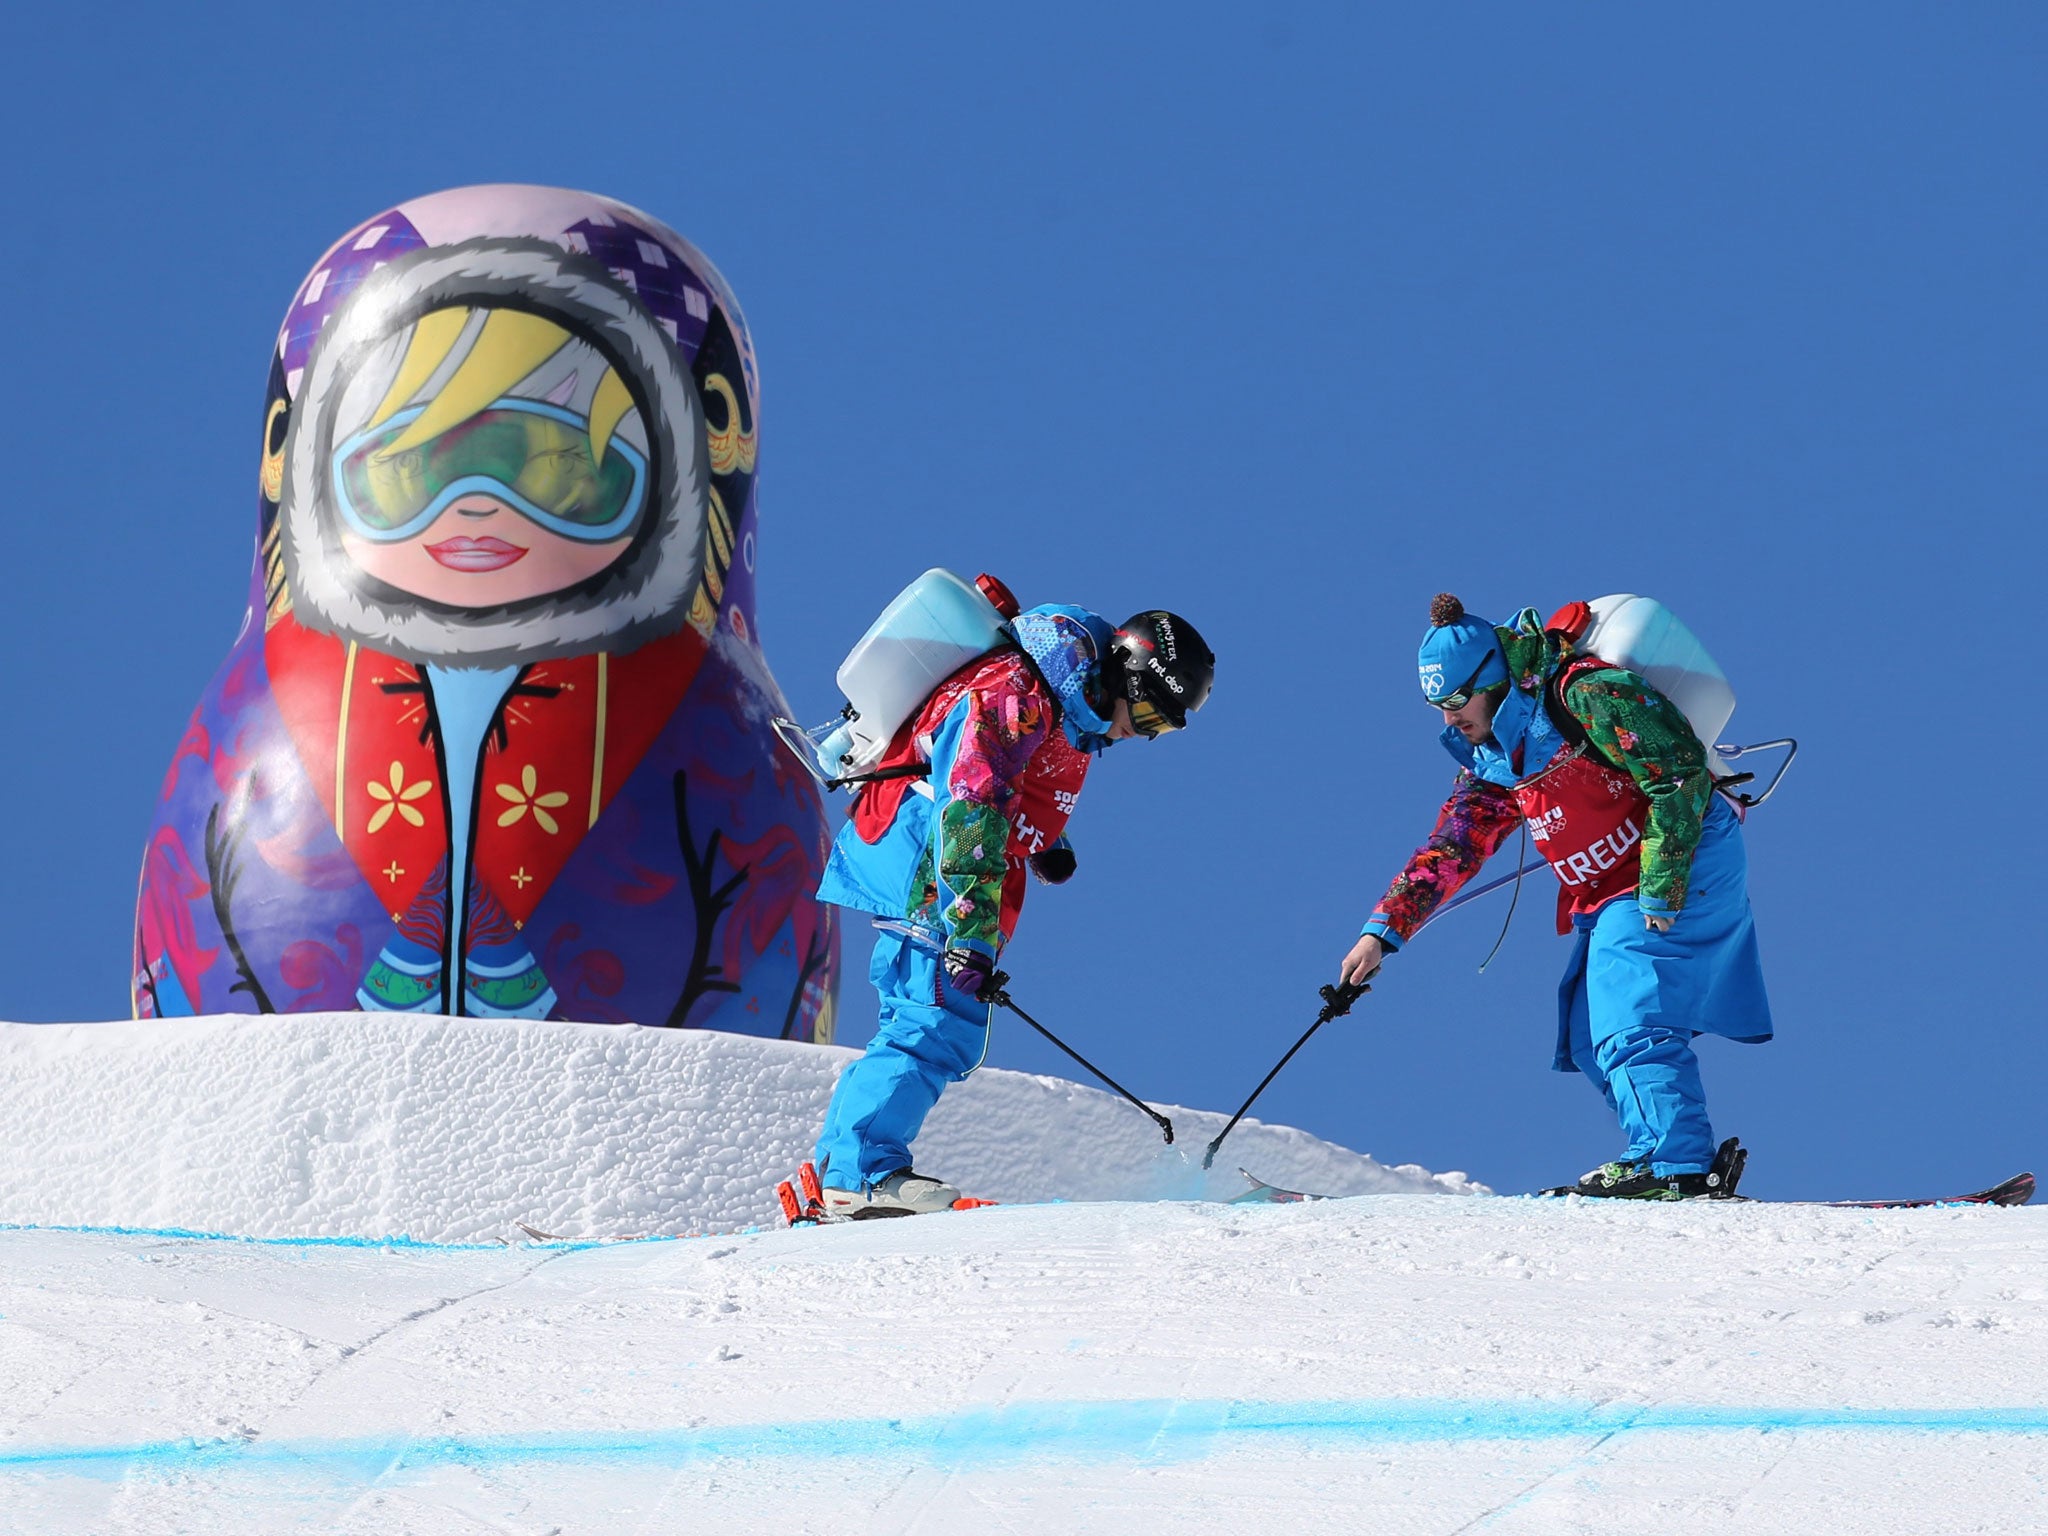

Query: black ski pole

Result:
[1201,979,1370,1170]
[984,972,1175,1144]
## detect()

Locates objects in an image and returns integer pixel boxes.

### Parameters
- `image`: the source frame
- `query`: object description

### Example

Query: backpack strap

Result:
[827,760,930,791]
[1550,653,1747,793]
[1543,654,1622,771]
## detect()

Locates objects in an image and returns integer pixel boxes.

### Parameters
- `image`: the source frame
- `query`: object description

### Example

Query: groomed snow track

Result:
[0,1016,2042,1532]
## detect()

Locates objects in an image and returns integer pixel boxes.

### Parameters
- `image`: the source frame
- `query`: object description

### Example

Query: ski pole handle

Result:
[1318,980,1370,1021]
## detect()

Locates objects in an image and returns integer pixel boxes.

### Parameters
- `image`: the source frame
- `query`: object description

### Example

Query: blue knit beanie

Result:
[1416,593,1506,703]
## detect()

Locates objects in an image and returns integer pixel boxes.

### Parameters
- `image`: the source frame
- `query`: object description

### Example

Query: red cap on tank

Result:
[975,573,1021,619]
[1546,600,1593,642]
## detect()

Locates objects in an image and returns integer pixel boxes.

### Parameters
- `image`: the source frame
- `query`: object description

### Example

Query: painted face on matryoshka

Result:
[279,237,710,670]
[331,307,651,608]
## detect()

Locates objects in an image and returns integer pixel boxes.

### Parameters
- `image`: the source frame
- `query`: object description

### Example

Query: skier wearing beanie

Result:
[814,605,1215,1217]
[1339,594,1771,1199]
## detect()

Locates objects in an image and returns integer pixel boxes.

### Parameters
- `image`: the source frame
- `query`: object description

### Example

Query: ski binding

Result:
[775,1162,997,1225]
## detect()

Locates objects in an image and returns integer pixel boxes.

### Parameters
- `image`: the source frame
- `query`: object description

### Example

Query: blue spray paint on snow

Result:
[7,1399,2047,1482]
[0,1220,720,1252]
[0,1221,503,1251]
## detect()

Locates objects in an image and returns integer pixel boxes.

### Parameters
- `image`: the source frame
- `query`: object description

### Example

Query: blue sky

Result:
[3,5,2042,1199]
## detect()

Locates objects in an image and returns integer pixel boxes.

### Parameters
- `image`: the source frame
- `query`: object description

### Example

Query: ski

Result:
[1733,1171,2035,1211]
[1231,1170,1328,1205]
[1238,1149,2034,1211]
[1534,1140,2032,1208]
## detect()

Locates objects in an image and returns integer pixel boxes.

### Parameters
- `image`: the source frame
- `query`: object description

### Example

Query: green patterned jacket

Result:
[1363,612,1714,945]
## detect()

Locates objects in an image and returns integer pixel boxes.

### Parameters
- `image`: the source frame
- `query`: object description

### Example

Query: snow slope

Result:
[0,1013,1471,1239]
[1,1017,2043,1534]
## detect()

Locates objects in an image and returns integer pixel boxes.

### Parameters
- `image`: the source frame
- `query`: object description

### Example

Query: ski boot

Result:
[820,1169,965,1219]
[776,1163,994,1225]
[1542,1137,1745,1200]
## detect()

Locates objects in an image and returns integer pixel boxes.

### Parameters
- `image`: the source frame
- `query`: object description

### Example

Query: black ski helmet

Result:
[1107,611,1215,731]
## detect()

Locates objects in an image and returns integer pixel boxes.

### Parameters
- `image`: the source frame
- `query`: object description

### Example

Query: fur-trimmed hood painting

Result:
[135,185,839,1043]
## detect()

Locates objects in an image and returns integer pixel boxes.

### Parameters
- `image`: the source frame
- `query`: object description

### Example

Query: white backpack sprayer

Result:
[1546,594,1794,802]
[772,568,1023,791]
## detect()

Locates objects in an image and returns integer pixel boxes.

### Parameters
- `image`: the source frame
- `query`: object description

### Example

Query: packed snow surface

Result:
[1,1016,2042,1533]
[5,1198,2047,1532]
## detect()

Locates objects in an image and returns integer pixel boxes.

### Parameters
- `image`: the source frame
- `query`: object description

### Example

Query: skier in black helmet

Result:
[811,601,1215,1216]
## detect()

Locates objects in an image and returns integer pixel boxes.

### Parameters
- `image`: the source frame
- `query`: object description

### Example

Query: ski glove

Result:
[942,947,996,997]
[1028,845,1077,885]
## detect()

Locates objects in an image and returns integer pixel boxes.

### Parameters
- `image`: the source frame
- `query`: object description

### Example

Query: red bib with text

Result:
[1513,747,1650,932]
[993,723,1089,939]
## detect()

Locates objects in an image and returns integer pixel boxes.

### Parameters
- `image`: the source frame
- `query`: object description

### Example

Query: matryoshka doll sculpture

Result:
[133,185,838,1041]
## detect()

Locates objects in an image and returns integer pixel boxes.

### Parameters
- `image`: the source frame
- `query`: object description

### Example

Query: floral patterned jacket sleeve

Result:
[1560,668,1714,913]
[931,680,1053,956]
[1360,772,1523,948]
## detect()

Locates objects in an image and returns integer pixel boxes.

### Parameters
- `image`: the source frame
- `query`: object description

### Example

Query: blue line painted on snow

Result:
[6,1399,2047,1481]
[0,1221,503,1251]
[0,1220,721,1252]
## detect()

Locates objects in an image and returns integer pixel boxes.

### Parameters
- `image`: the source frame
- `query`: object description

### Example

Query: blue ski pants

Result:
[1556,796,1773,1177]
[814,923,992,1191]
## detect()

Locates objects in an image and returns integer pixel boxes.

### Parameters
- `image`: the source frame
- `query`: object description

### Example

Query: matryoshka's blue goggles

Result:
[330,399,649,545]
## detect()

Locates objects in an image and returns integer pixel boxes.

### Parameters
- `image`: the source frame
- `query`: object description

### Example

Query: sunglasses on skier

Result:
[1423,648,1503,711]
[1128,694,1181,739]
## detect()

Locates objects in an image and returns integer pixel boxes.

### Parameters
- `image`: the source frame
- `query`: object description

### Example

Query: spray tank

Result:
[1547,594,1794,806]
[774,569,1022,789]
